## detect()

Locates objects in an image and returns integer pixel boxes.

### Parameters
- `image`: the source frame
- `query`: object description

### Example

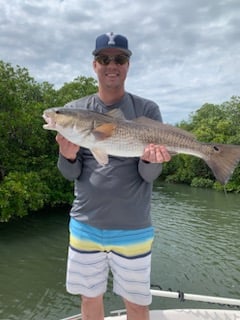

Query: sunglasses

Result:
[95,54,129,65]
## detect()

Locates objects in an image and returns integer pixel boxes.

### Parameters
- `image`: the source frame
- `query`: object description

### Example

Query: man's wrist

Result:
[59,152,77,163]
[67,157,77,163]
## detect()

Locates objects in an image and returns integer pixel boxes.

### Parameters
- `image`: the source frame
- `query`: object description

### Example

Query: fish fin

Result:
[133,116,160,127]
[91,148,109,165]
[204,144,240,184]
[106,109,126,120]
[134,117,196,139]
[92,123,117,140]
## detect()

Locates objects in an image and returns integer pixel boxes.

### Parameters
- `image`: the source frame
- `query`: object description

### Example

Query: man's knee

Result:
[123,298,149,319]
[81,294,103,305]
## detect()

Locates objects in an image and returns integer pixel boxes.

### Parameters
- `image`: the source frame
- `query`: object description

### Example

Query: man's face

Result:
[93,48,130,89]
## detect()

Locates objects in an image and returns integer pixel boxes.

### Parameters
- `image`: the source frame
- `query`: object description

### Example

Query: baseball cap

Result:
[92,32,132,56]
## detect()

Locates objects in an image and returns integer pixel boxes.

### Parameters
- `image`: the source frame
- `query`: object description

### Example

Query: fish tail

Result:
[204,144,240,184]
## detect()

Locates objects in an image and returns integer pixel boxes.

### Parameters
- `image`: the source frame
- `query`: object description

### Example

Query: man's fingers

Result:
[142,144,171,163]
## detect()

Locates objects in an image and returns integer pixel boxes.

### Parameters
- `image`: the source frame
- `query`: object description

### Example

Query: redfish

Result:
[43,107,240,184]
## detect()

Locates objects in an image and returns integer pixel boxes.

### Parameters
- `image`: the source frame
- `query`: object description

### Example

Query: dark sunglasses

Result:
[95,54,129,65]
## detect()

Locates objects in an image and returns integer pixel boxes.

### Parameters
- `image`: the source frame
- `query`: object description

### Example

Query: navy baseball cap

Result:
[92,32,132,56]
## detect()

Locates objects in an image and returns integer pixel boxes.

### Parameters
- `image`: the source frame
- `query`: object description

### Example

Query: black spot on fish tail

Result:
[204,144,240,184]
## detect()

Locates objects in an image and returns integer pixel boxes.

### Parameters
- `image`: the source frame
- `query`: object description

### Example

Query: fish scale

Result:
[108,123,201,157]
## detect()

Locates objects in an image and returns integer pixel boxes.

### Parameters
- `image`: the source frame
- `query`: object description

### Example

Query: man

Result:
[56,32,171,320]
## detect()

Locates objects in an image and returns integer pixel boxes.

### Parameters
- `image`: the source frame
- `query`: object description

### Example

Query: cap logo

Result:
[106,32,116,45]
[93,32,132,56]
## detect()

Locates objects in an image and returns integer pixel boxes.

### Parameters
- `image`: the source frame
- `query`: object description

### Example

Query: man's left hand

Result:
[141,144,171,163]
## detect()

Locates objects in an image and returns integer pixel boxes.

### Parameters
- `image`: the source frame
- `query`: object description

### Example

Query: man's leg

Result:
[81,294,104,320]
[66,220,109,319]
[124,299,150,320]
[107,228,154,319]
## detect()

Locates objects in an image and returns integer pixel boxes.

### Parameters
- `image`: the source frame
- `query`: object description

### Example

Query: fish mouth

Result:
[42,112,56,129]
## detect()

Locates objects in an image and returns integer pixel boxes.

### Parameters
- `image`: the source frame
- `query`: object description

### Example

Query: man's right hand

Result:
[56,133,80,161]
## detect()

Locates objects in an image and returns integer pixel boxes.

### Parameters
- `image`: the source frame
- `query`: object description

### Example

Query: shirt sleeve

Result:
[57,153,83,181]
[138,160,163,183]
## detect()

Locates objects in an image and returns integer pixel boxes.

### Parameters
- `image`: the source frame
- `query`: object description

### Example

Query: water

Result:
[0,183,239,319]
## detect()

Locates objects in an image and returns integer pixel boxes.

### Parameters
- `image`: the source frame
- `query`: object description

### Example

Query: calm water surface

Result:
[0,183,239,319]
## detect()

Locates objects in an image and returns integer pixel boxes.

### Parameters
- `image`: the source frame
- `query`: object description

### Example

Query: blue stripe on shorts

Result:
[69,218,154,258]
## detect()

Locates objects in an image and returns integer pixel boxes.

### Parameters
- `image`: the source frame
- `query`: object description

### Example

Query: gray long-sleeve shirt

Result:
[57,92,163,230]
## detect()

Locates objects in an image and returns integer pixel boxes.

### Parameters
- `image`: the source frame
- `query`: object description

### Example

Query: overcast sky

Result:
[1,0,239,124]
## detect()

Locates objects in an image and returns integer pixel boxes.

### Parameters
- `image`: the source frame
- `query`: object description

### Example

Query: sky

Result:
[1,0,239,124]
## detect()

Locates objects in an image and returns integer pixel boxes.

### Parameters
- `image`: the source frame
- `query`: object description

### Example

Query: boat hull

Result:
[105,309,240,320]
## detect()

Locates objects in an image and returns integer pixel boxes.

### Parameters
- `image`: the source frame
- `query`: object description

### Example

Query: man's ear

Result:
[93,60,97,72]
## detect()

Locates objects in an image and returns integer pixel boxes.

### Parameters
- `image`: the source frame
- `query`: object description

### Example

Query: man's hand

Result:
[141,144,171,163]
[56,134,80,161]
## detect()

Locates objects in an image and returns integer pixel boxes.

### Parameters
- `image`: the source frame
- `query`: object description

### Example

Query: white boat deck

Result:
[106,309,240,320]
[63,309,240,320]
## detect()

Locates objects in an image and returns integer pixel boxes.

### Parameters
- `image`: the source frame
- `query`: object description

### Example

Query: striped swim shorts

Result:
[66,218,154,306]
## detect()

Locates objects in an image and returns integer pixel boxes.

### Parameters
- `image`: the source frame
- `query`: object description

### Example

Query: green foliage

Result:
[0,171,48,222]
[190,177,214,188]
[57,76,98,105]
[0,61,42,111]
[0,61,96,221]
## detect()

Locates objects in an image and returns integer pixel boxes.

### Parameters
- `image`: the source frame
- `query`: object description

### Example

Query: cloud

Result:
[1,0,239,123]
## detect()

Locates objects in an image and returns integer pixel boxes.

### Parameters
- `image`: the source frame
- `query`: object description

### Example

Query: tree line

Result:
[0,60,239,222]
